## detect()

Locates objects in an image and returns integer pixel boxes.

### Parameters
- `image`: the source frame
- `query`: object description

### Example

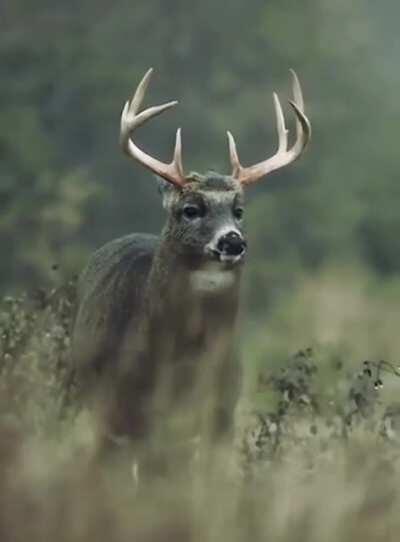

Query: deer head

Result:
[120,68,311,270]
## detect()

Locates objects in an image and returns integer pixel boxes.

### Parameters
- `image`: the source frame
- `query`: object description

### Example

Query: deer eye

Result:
[182,204,203,220]
[233,207,244,220]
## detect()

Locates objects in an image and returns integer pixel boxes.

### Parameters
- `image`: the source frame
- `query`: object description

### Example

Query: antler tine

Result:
[226,130,242,178]
[288,69,311,154]
[130,67,154,114]
[120,69,186,187]
[273,92,288,153]
[288,100,311,156]
[229,71,311,186]
[173,127,184,179]
[290,69,304,110]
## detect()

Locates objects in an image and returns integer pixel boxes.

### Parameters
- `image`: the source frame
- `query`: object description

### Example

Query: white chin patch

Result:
[190,264,235,293]
[219,253,243,264]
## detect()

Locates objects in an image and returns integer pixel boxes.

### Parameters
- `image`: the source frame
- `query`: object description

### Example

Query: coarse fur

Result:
[71,172,246,442]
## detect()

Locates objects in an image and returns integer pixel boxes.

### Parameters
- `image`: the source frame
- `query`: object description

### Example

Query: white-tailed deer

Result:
[71,68,311,445]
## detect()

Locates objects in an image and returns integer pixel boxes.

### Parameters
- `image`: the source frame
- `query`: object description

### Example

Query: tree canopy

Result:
[2,0,400,310]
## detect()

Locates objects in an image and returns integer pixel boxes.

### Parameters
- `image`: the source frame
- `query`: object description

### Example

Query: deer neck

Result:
[143,235,242,354]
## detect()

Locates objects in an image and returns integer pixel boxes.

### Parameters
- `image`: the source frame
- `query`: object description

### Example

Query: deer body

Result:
[73,175,245,439]
[71,68,311,444]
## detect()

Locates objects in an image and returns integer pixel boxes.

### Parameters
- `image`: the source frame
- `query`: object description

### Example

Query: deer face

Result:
[159,173,247,267]
[120,67,310,272]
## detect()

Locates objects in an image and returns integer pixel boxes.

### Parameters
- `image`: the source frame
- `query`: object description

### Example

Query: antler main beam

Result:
[227,70,311,185]
[120,68,186,187]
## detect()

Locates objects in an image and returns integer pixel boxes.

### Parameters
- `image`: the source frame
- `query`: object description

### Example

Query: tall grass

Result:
[1,268,400,541]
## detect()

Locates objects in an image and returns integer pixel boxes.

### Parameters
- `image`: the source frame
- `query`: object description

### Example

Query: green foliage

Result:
[2,0,400,299]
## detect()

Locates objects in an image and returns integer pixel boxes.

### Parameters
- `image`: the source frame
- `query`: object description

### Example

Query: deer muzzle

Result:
[206,230,247,265]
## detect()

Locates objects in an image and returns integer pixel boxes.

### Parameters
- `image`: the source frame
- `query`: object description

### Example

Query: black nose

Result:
[217,231,247,256]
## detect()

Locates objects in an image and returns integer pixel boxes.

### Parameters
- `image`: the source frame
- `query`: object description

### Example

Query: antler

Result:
[227,70,311,185]
[120,68,186,187]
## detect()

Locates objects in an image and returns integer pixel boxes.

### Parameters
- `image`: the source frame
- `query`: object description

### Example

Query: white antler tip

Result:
[226,130,236,150]
[289,69,300,86]
[289,69,304,111]
[173,127,184,178]
[226,130,242,178]
[121,100,129,116]
[175,127,182,145]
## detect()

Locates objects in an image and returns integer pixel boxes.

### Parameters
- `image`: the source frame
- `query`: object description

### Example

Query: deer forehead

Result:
[164,188,244,212]
[193,190,241,207]
[183,179,244,206]
[161,173,244,210]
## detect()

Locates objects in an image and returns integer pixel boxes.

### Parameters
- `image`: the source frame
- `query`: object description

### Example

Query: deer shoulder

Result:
[72,233,158,379]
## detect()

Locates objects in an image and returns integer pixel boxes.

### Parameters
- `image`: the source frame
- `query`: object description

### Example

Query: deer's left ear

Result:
[156,176,180,210]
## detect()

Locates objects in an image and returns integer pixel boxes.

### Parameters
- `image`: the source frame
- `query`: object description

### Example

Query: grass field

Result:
[1,271,400,542]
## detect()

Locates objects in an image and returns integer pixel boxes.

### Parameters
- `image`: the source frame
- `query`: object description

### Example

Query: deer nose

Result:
[217,231,247,257]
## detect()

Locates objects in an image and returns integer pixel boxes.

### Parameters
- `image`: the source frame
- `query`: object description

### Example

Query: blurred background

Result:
[2,0,400,369]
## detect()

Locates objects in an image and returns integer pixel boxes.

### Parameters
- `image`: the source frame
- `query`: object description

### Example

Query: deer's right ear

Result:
[156,177,180,210]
